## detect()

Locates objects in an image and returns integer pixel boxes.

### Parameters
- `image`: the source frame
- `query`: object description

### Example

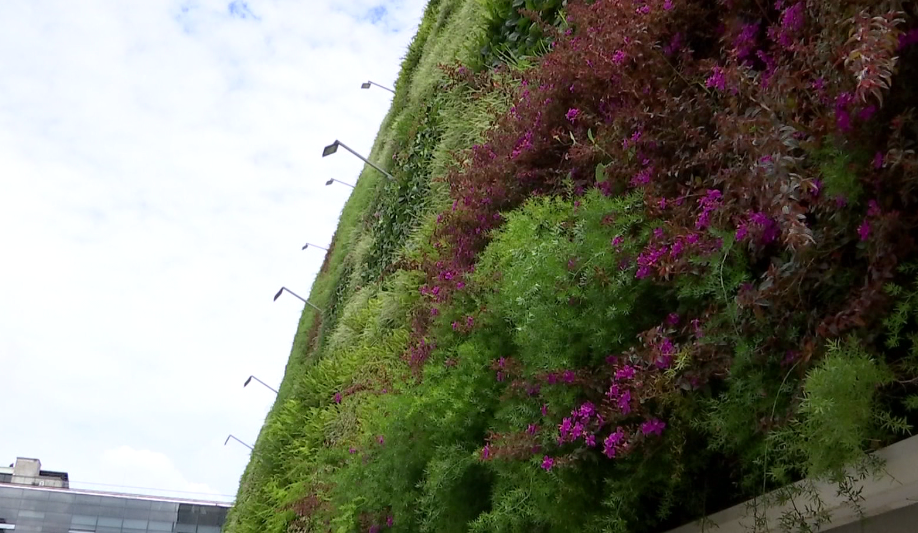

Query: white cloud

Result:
[0,0,425,502]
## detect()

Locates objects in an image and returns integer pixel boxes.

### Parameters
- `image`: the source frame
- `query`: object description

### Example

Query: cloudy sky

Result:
[0,0,425,502]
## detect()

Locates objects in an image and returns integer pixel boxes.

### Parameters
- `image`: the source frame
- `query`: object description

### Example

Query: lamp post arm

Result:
[370,81,396,94]
[335,142,395,181]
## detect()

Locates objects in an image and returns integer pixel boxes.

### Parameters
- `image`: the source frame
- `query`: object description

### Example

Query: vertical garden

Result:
[225,0,918,532]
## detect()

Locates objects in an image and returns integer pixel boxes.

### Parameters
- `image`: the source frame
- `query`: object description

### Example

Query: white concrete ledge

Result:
[666,434,918,533]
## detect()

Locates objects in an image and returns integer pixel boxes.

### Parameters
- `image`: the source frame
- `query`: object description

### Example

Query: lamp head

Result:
[361,82,371,89]
[244,376,253,387]
[273,287,284,301]
[322,141,339,157]
[325,178,334,186]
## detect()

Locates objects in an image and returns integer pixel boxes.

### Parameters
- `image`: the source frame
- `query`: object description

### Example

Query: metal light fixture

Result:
[244,375,278,394]
[321,140,395,181]
[361,80,395,94]
[301,242,329,251]
[224,435,254,451]
[274,286,321,312]
[325,177,355,189]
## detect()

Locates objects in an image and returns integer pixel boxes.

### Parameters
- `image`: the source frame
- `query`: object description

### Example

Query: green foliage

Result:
[814,140,869,204]
[772,339,895,479]
[476,0,566,68]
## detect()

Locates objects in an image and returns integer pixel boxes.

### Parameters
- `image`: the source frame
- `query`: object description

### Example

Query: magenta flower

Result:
[370,525,380,533]
[456,281,466,290]
[663,0,673,10]
[430,307,439,317]
[349,447,357,454]
[386,516,394,527]
[603,428,625,458]
[867,200,881,217]
[566,108,580,122]
[527,424,538,435]
[562,370,576,383]
[334,392,342,404]
[615,365,636,380]
[617,390,632,414]
[612,236,624,249]
[541,403,549,416]
[541,456,555,471]
[612,50,627,65]
[858,220,870,241]
[667,313,680,325]
[377,435,385,445]
[481,445,491,460]
[559,417,573,436]
[641,418,667,436]
[585,434,597,447]
[705,67,726,91]
[579,402,596,419]
[873,152,884,170]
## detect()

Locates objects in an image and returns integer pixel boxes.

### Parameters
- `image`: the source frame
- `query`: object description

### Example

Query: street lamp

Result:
[325,177,355,189]
[301,242,329,251]
[274,286,321,312]
[224,435,254,451]
[244,375,278,395]
[322,140,395,181]
[361,80,396,94]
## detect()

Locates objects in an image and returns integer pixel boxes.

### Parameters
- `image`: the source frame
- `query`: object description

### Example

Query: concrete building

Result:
[0,458,229,533]
[0,459,69,489]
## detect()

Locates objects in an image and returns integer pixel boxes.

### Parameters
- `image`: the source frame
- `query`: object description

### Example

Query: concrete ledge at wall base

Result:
[665,434,918,533]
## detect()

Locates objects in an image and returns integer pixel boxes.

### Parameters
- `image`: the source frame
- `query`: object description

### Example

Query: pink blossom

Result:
[541,456,555,471]
[603,428,625,458]
[705,67,726,91]
[481,445,491,460]
[617,390,632,414]
[566,108,580,122]
[612,50,627,65]
[641,418,666,436]
[585,434,597,447]
[858,220,870,241]
[663,0,673,10]
[334,392,342,404]
[527,424,538,435]
[541,403,549,416]
[615,365,636,380]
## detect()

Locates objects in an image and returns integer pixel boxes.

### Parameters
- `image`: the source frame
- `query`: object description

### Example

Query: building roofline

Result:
[2,482,233,508]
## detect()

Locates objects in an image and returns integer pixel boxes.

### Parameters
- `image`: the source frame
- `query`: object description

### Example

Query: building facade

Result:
[0,459,229,533]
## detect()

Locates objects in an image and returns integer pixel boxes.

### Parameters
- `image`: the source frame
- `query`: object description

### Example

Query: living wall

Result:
[226,0,918,532]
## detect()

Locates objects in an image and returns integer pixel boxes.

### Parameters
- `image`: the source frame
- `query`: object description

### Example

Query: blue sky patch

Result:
[228,0,259,20]
[367,5,387,24]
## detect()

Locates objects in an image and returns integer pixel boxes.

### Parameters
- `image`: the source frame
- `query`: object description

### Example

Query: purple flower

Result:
[734,23,759,62]
[776,2,804,47]
[867,200,881,217]
[466,316,475,328]
[612,236,624,249]
[659,338,675,356]
[377,435,385,445]
[586,434,597,447]
[667,313,680,325]
[612,50,627,65]
[496,371,505,382]
[559,417,573,436]
[631,167,653,187]
[481,445,491,460]
[349,447,357,454]
[873,152,884,170]
[566,108,580,122]
[430,307,439,317]
[541,403,549,416]
[706,67,726,91]
[637,4,650,14]
[603,428,625,458]
[735,222,749,241]
[663,0,673,10]
[641,418,666,436]
[858,220,870,241]
[334,392,342,404]
[562,370,576,383]
[541,456,555,471]
[615,365,636,380]
[527,424,538,435]
[617,390,632,414]
[370,526,380,533]
[656,355,673,369]
[386,516,394,528]
[579,402,596,419]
